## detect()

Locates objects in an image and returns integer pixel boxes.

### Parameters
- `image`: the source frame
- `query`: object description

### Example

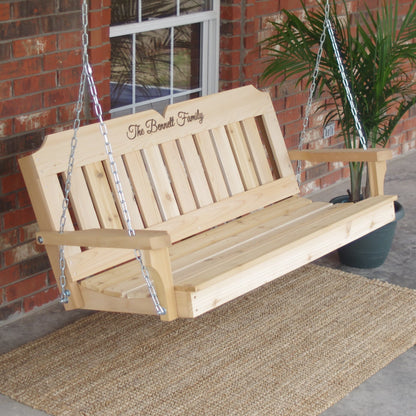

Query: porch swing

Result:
[19,0,396,321]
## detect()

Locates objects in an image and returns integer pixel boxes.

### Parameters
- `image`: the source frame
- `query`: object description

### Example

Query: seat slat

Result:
[172,200,332,282]
[80,261,147,298]
[173,196,395,291]
[169,196,311,261]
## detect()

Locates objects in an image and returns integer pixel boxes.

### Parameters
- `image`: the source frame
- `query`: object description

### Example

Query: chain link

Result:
[58,0,166,315]
[297,0,367,183]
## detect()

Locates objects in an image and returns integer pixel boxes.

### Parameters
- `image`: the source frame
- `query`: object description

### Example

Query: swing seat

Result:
[19,86,396,321]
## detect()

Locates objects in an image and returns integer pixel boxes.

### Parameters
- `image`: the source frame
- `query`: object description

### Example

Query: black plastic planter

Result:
[330,197,404,268]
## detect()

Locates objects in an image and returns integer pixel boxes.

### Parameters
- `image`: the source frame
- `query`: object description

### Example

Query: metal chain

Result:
[297,0,331,183]
[58,0,166,316]
[325,19,367,150]
[297,0,367,183]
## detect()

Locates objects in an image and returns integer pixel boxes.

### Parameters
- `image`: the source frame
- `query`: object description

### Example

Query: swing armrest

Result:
[36,229,171,250]
[289,148,393,196]
[288,148,393,163]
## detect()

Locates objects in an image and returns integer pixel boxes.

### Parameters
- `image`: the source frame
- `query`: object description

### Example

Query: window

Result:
[110,0,219,117]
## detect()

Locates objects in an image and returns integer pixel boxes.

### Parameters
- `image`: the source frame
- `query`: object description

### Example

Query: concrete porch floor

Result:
[1,150,415,416]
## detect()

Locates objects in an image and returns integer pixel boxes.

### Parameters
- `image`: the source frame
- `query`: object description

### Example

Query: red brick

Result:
[12,35,57,58]
[58,31,83,50]
[221,5,242,20]
[41,12,81,33]
[221,50,241,66]
[219,65,241,80]
[23,286,59,312]
[19,223,39,243]
[3,240,44,268]
[20,253,49,278]
[5,273,47,302]
[58,103,78,123]
[0,18,42,41]
[0,193,16,214]
[1,172,25,194]
[320,168,343,189]
[14,110,57,134]
[89,28,104,48]
[0,57,42,81]
[0,227,19,249]
[0,4,10,21]
[0,265,20,287]
[284,119,304,138]
[0,94,43,119]
[0,119,13,138]
[58,67,82,86]
[254,0,279,16]
[89,9,105,29]
[12,0,55,18]
[43,49,82,71]
[44,86,79,108]
[2,207,36,231]
[0,80,12,100]
[14,73,57,96]
[0,42,11,61]
[89,45,110,65]
[59,0,83,13]
[17,189,31,209]
[220,35,240,51]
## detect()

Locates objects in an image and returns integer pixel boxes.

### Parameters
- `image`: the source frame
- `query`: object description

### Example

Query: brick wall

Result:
[0,0,111,322]
[1,0,415,323]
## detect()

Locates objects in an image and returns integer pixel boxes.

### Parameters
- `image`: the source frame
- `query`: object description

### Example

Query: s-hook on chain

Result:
[58,0,166,315]
[297,0,367,183]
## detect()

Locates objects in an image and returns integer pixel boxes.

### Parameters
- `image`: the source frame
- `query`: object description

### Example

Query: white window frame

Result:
[109,1,219,116]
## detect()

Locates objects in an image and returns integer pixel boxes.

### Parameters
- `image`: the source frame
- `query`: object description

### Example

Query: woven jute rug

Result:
[1,264,416,416]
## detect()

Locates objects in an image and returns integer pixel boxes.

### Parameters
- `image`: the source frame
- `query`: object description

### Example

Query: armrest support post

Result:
[367,161,387,196]
[143,248,178,321]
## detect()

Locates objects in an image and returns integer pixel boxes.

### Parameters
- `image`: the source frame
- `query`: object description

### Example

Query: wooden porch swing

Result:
[19,0,396,321]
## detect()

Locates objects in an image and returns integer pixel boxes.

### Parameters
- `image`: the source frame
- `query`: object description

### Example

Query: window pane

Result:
[174,24,200,90]
[136,29,171,101]
[180,0,209,14]
[141,0,177,21]
[110,35,133,109]
[111,0,138,25]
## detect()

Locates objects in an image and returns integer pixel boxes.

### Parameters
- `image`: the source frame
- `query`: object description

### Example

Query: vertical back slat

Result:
[226,122,259,189]
[124,151,162,227]
[160,140,197,214]
[177,135,213,208]
[194,130,229,201]
[261,111,295,178]
[63,168,100,230]
[83,162,123,229]
[241,117,274,185]
[142,146,180,221]
[104,156,144,230]
[211,126,245,195]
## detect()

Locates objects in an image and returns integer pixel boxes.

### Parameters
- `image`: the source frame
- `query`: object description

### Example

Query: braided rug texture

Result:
[1,264,416,416]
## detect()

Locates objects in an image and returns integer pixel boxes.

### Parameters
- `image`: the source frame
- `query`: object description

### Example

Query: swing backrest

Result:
[19,86,299,282]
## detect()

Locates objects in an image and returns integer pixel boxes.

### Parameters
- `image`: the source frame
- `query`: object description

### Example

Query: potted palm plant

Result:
[261,0,416,267]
